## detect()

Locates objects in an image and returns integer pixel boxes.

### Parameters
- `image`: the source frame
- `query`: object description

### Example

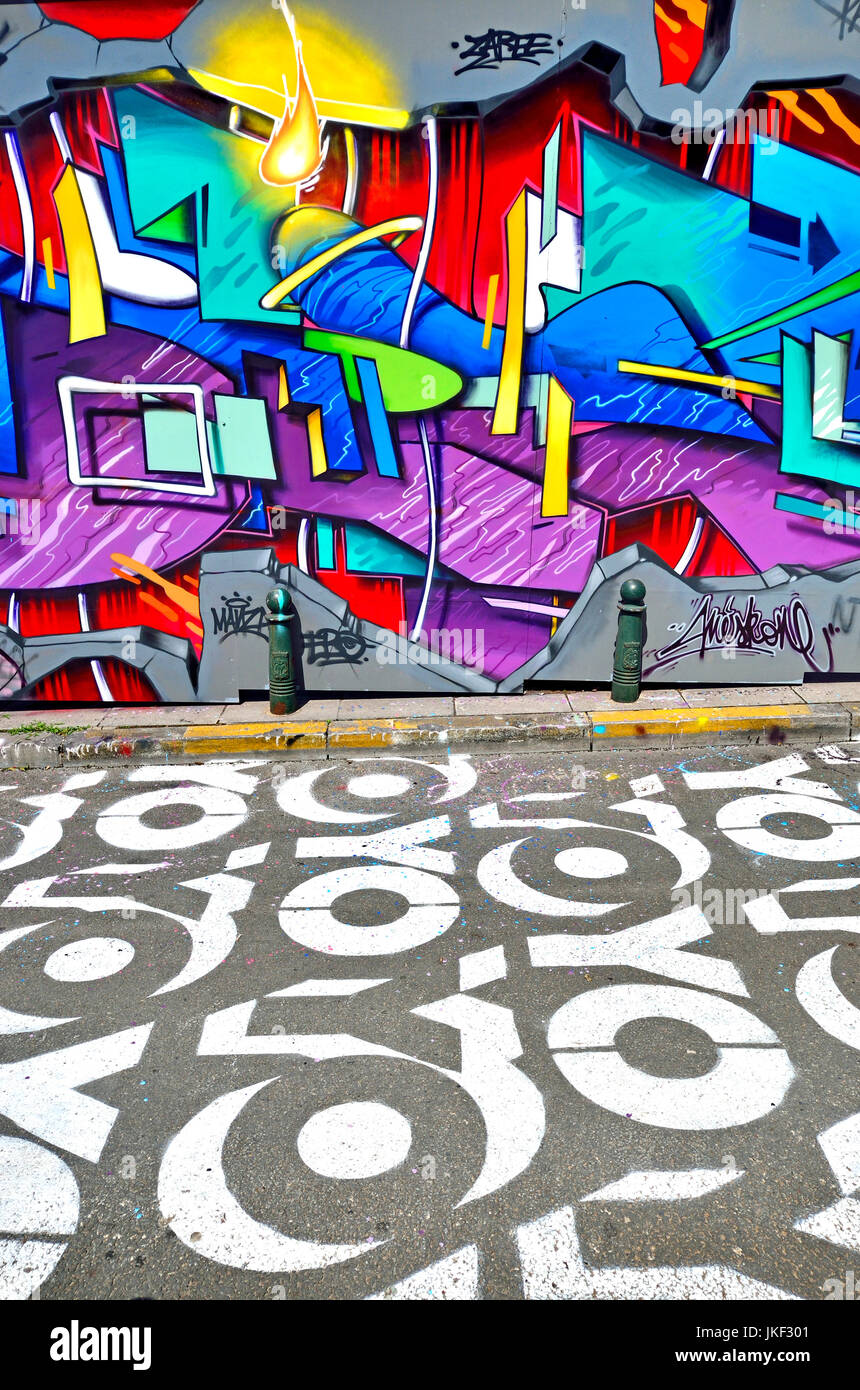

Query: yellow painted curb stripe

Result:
[184,722,327,751]
[328,719,433,745]
[184,728,326,739]
[592,704,805,736]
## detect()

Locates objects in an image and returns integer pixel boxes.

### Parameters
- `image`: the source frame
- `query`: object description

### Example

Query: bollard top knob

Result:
[266,586,292,616]
[620,578,646,604]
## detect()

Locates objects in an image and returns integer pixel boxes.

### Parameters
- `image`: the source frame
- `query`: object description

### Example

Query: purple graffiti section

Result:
[1,305,246,590]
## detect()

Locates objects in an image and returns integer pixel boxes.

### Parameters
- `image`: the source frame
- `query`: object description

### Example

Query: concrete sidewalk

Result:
[2,682,860,765]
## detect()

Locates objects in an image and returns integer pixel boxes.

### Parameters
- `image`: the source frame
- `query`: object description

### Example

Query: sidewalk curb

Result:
[0,702,856,768]
[590,703,853,748]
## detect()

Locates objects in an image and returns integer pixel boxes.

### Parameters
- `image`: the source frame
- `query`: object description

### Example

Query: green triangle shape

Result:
[742,331,852,367]
[740,350,782,366]
[139,197,195,245]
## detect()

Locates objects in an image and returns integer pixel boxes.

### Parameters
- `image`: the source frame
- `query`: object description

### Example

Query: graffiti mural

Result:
[3,0,860,700]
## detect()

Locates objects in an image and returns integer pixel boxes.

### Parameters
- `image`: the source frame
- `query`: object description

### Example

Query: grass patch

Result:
[1,721,88,735]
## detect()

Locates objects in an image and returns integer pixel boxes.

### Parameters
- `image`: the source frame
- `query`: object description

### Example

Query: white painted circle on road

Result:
[296,1102,412,1179]
[555,847,628,878]
[96,785,247,850]
[280,864,460,956]
[44,937,135,982]
[347,774,412,799]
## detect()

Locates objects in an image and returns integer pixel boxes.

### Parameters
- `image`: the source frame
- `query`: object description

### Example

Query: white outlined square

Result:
[58,375,217,497]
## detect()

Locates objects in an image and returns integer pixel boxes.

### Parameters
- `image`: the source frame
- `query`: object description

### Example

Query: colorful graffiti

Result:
[2,0,860,701]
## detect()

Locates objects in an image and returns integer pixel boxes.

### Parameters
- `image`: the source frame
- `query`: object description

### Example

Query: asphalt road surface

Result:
[2,741,860,1302]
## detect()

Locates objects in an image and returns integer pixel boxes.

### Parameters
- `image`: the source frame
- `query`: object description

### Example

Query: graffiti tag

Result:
[303,627,369,665]
[651,594,828,672]
[211,593,268,642]
[453,29,554,75]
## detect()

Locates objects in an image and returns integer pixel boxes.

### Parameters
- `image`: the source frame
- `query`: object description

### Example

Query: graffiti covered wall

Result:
[2,0,860,701]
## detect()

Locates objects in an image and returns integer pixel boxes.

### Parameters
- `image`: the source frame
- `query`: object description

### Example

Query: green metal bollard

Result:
[266,586,297,715]
[611,578,646,703]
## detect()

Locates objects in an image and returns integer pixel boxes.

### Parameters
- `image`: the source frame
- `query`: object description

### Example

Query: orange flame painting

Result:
[258,1,327,188]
